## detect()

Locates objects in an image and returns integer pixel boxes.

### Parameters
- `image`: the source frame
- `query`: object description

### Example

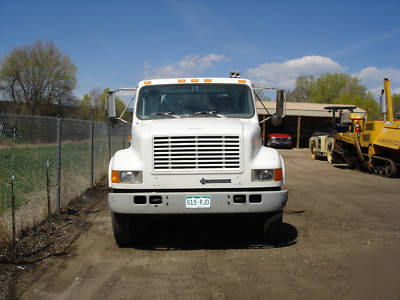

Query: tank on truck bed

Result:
[106,73,288,247]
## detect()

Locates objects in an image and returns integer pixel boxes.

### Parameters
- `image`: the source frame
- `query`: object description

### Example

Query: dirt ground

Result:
[1,149,400,299]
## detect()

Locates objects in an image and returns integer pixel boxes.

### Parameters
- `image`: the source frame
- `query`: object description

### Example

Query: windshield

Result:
[136,84,254,119]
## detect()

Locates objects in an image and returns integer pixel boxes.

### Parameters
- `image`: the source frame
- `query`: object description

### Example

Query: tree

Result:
[311,73,350,103]
[392,94,400,116]
[288,72,382,120]
[89,87,103,121]
[287,75,315,102]
[0,40,77,115]
[78,94,92,120]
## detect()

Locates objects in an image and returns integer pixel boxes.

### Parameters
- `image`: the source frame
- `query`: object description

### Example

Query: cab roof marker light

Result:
[178,79,186,83]
[238,79,246,83]
[204,79,212,83]
[191,79,199,83]
[144,81,151,85]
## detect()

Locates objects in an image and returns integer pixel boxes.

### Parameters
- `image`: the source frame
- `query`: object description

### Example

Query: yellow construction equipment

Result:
[309,105,358,163]
[332,78,400,177]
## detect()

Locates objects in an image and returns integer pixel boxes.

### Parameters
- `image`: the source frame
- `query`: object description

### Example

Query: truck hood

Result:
[129,117,263,174]
[144,117,244,136]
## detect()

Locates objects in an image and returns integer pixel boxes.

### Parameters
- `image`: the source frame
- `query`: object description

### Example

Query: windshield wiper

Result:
[194,111,225,118]
[151,112,181,118]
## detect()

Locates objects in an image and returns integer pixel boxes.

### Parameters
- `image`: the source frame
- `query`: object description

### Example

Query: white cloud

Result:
[246,55,346,89]
[392,87,400,94]
[352,66,400,96]
[142,54,400,97]
[144,54,228,79]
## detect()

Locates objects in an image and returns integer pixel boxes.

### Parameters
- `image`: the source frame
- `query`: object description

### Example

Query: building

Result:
[257,101,366,148]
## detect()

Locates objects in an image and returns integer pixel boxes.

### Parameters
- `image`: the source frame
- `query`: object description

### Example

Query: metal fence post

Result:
[46,160,52,231]
[90,122,94,189]
[56,117,61,214]
[11,175,16,261]
[108,123,111,161]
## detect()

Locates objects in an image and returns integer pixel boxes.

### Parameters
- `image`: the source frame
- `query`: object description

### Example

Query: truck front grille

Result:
[153,135,241,172]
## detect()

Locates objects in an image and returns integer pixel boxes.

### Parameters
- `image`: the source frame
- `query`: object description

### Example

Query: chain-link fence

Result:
[0,113,128,246]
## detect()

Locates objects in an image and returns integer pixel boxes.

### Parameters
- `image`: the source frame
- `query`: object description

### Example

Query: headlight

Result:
[111,170,143,184]
[251,168,282,182]
[251,169,274,181]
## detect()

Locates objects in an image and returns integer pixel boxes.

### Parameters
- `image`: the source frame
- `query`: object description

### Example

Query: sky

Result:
[1,0,400,99]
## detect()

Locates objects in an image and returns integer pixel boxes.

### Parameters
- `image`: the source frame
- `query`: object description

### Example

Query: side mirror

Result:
[276,89,285,118]
[107,91,117,118]
[271,90,285,126]
[106,88,137,126]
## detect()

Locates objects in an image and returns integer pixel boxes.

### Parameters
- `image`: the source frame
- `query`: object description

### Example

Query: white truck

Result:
[107,73,288,247]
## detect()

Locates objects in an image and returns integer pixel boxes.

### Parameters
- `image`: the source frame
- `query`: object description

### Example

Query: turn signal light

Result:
[111,170,120,183]
[274,168,282,182]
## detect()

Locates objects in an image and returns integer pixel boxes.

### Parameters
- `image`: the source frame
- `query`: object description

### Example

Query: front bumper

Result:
[108,189,288,214]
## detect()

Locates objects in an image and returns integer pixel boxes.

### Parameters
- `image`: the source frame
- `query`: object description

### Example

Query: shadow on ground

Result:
[130,215,298,251]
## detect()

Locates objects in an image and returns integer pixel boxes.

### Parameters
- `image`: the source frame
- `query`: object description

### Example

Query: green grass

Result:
[0,140,112,213]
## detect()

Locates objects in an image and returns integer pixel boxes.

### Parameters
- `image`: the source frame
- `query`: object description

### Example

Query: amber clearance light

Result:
[111,170,120,183]
[274,168,283,182]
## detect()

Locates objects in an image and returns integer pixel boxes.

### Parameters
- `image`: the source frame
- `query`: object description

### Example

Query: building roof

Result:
[256,101,365,117]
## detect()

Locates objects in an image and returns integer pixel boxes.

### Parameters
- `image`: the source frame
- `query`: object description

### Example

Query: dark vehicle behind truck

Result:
[267,133,292,149]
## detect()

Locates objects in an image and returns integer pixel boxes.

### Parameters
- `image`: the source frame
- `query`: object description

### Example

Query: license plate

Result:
[185,196,211,208]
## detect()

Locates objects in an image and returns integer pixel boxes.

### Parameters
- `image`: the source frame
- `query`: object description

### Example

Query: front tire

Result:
[311,146,318,160]
[256,213,283,242]
[264,215,283,242]
[111,212,136,247]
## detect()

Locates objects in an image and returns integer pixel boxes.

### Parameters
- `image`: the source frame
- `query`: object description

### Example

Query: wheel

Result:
[373,165,379,175]
[327,149,334,164]
[346,156,355,169]
[111,212,136,247]
[263,213,283,242]
[311,146,318,160]
[384,162,397,178]
[379,166,385,176]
